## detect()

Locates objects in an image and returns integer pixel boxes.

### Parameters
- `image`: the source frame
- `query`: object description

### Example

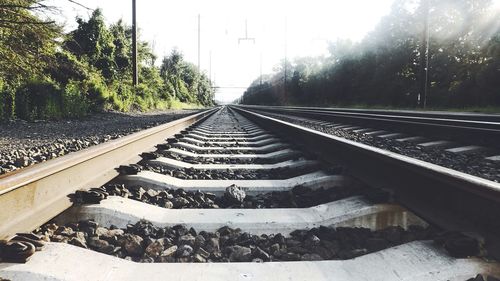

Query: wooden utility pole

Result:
[260,52,263,86]
[132,0,138,86]
[418,0,430,108]
[209,50,212,82]
[284,17,288,100]
[198,14,201,97]
[198,14,201,72]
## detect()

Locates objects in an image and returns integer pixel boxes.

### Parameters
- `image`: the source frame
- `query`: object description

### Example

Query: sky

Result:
[46,0,405,102]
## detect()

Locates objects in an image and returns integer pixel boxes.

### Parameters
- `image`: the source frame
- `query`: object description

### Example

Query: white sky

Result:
[47,0,400,102]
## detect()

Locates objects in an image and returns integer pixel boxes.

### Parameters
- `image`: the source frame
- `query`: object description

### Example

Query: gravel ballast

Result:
[35,219,439,263]
[157,150,287,165]
[139,163,324,180]
[0,110,199,175]
[73,182,369,209]
[259,112,500,183]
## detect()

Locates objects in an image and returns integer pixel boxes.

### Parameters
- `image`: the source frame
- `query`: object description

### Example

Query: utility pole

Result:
[209,50,212,82]
[198,14,201,72]
[284,17,288,100]
[132,0,138,86]
[419,0,430,108]
[197,14,201,97]
[260,52,263,86]
[238,19,255,44]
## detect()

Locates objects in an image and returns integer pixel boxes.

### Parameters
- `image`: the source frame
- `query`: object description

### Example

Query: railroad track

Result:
[240,105,500,182]
[1,106,499,280]
[243,105,500,150]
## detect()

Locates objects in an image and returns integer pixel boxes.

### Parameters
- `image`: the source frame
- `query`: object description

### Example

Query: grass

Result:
[168,99,204,110]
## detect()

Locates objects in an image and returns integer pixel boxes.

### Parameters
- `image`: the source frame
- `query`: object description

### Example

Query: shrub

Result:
[62,80,91,118]
[15,79,63,120]
[84,73,110,111]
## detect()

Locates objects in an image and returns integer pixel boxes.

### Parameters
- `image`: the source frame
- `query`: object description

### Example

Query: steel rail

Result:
[242,105,500,123]
[0,107,219,240]
[233,105,500,258]
[239,105,500,148]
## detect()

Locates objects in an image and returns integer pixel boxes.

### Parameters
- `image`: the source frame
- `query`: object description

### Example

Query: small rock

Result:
[281,252,301,261]
[227,245,252,262]
[146,189,158,198]
[193,254,206,262]
[304,235,321,248]
[116,164,142,175]
[205,238,220,253]
[269,243,280,254]
[171,197,190,208]
[14,156,30,167]
[120,234,144,256]
[162,200,174,209]
[68,237,87,248]
[194,235,206,248]
[252,246,270,261]
[196,247,210,259]
[161,245,178,257]
[88,238,111,253]
[178,234,196,246]
[301,253,323,261]
[224,184,246,204]
[55,226,74,237]
[95,227,110,238]
[176,245,194,257]
[145,239,165,257]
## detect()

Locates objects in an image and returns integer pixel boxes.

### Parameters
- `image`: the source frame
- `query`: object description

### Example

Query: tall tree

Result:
[0,0,60,84]
[64,9,116,80]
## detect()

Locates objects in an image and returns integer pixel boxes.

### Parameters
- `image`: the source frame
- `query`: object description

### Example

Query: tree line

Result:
[0,0,214,120]
[241,0,500,110]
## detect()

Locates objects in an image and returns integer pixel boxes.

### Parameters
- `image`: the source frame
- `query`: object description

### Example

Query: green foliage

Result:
[80,73,110,111]
[64,9,116,80]
[62,81,91,118]
[15,79,63,120]
[0,80,6,119]
[0,3,214,121]
[160,50,214,106]
[47,51,89,85]
[0,0,61,88]
[110,20,132,74]
[242,0,500,110]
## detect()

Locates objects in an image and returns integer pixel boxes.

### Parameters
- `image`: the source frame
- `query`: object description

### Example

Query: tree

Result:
[64,9,116,80]
[160,49,214,106]
[0,0,60,85]
[110,19,131,77]
[241,0,500,109]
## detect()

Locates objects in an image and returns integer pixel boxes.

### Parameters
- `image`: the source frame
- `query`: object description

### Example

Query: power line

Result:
[66,0,93,11]
[212,86,248,89]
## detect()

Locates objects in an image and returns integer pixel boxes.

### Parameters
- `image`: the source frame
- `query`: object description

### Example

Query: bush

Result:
[134,83,158,110]
[62,80,91,118]
[84,73,110,111]
[15,79,63,120]
[0,80,5,119]
[111,82,134,111]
